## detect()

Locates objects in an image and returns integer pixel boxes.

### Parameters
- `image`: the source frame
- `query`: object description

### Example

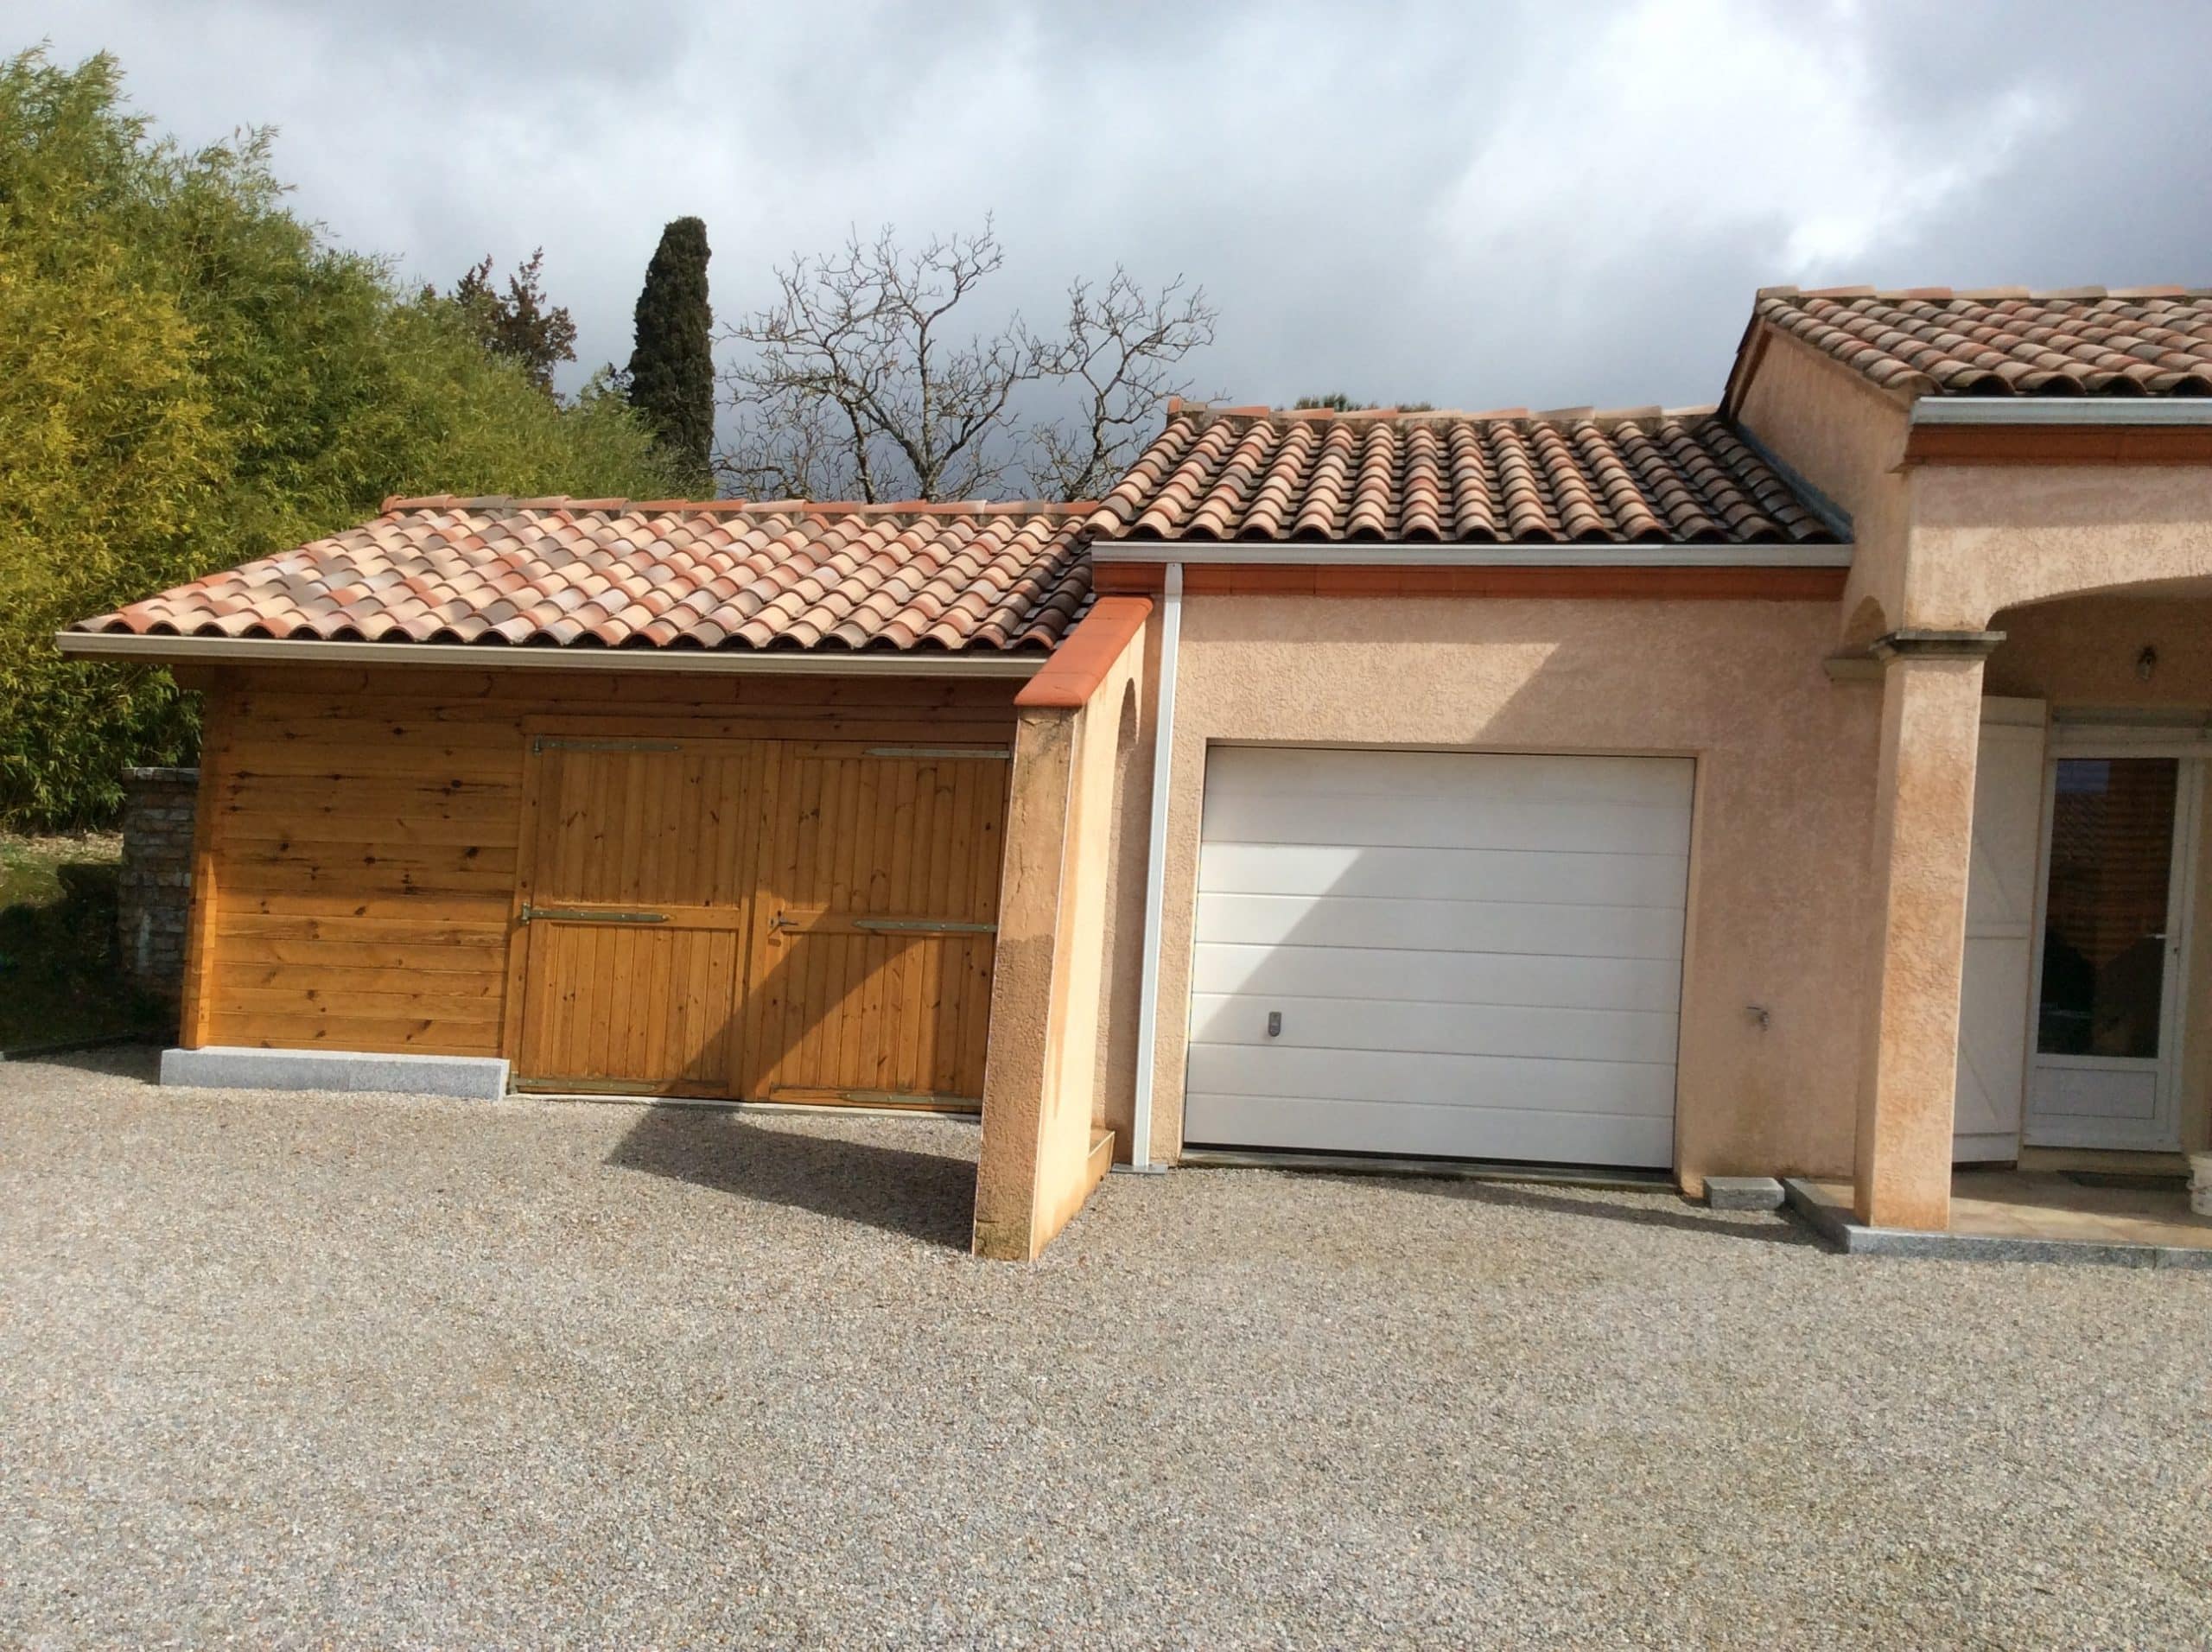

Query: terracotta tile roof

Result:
[73,498,1095,653]
[1754,286,2212,398]
[1083,404,1838,544]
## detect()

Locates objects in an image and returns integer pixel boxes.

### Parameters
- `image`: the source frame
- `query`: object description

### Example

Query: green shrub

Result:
[0,48,681,828]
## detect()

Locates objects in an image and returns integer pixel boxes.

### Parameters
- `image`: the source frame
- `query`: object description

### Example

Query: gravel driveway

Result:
[3,1048,2208,1647]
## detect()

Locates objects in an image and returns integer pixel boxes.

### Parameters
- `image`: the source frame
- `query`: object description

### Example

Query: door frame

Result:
[2021,729,2206,1151]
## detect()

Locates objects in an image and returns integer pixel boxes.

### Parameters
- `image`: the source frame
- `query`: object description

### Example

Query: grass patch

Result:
[0,833,170,1052]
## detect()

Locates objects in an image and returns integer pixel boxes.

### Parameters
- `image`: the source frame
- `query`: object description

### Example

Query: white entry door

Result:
[1953,699,2046,1162]
[1182,747,1694,1167]
[2024,749,2203,1151]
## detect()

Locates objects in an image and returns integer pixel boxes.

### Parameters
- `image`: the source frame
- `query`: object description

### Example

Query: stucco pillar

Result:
[1853,630,2002,1229]
[973,708,1077,1261]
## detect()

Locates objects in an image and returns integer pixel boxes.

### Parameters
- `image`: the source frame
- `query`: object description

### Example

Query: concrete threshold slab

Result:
[1179,1147,1675,1193]
[1782,1179,2212,1271]
[161,1046,509,1102]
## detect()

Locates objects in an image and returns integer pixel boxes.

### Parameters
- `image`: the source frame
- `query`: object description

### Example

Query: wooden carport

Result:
[63,498,1147,1258]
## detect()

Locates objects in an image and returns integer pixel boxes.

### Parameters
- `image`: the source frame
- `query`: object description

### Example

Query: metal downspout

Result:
[1126,563,1183,1172]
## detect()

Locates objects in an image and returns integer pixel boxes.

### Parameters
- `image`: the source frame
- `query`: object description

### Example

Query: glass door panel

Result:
[2036,757,2177,1060]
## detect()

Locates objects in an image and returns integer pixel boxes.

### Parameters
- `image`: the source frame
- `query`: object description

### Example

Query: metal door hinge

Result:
[531,736,683,754]
[518,904,671,924]
[861,746,1013,760]
[852,917,998,935]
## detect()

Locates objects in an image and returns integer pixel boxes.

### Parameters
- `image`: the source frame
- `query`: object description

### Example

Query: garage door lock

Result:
[1267,1010,1282,1039]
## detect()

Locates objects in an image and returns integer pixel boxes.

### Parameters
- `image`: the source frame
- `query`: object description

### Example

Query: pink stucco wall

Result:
[1142,594,1884,1189]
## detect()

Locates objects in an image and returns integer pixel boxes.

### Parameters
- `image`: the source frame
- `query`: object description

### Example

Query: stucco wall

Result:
[1145,594,1883,1188]
[1987,594,2212,1153]
[974,622,1149,1257]
[1731,328,1911,645]
[1910,466,2212,629]
[1090,625,1160,1159]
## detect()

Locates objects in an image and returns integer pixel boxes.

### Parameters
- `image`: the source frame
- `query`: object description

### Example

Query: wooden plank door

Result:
[1954,698,2046,1163]
[738,740,1011,1109]
[512,735,759,1096]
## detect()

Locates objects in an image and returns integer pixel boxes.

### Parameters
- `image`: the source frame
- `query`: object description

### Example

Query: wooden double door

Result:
[511,734,1009,1108]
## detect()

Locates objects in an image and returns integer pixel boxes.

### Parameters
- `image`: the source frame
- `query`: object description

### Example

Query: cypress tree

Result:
[626,217,715,489]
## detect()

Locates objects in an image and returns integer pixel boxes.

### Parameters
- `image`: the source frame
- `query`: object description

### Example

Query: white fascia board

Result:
[1910,397,2212,427]
[54,631,1045,677]
[1087,541,1853,568]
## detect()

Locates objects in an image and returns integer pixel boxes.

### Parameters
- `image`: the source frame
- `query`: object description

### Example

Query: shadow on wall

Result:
[605,1103,980,1252]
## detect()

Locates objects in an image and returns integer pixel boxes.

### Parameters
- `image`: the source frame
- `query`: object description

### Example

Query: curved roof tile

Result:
[73,499,1096,655]
[1083,406,1838,545]
[1754,287,2212,399]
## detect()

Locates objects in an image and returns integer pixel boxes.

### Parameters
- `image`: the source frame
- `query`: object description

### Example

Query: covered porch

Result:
[1788,1166,2212,1266]
[1846,482,2212,1241]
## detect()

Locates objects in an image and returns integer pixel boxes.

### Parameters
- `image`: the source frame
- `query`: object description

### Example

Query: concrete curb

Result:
[1782,1178,2212,1271]
[160,1046,510,1102]
[1705,1175,1786,1211]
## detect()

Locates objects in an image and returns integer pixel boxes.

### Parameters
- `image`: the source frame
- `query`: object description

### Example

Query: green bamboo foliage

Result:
[0,48,682,827]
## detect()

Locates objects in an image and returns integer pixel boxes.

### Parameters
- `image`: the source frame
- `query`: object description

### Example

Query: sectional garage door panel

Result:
[1184,1094,1678,1167]
[1188,944,1682,1014]
[1184,747,1693,1168]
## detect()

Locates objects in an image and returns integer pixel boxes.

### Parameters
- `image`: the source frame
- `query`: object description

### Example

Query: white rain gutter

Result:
[54,632,1046,678]
[1909,397,2212,426]
[1125,562,1184,1173]
[1086,541,1853,568]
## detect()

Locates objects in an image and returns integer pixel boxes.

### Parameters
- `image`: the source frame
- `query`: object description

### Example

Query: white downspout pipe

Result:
[1125,563,1183,1172]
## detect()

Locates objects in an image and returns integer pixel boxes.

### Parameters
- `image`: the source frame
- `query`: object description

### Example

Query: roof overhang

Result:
[54,631,1046,677]
[1088,542,1852,600]
[1087,540,1852,568]
[1905,397,2212,465]
[1910,397,2212,426]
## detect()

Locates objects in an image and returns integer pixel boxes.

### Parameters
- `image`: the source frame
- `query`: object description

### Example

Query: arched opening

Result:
[1975,581,2212,1166]
[1840,593,1889,652]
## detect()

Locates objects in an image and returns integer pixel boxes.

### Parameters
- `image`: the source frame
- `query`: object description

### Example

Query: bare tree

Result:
[1026,270,1217,499]
[717,219,1216,503]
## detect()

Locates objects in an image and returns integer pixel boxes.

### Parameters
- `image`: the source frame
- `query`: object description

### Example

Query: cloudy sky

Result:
[31,0,2212,414]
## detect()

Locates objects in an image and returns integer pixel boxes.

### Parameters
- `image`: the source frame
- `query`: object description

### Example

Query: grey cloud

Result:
[28,0,2212,432]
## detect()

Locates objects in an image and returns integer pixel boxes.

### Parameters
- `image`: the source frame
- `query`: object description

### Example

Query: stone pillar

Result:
[1853,632,2000,1229]
[118,766,200,1008]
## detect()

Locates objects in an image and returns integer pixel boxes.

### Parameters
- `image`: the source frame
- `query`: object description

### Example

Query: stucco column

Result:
[1853,629,2002,1229]
[973,708,1077,1261]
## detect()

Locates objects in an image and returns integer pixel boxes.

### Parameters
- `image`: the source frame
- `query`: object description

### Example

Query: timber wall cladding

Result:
[194,665,1020,1085]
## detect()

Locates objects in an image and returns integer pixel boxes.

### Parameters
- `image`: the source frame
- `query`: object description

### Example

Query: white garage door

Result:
[1184,747,1693,1167]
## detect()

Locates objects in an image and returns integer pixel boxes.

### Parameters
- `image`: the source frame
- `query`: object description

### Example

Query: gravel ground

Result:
[3,1048,2209,1649]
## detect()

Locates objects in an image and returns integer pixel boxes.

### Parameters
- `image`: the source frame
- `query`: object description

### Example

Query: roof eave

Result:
[54,632,1047,677]
[1909,397,2212,427]
[1086,539,1853,569]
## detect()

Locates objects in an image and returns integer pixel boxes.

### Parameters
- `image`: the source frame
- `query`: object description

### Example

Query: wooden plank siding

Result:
[194,664,1022,1083]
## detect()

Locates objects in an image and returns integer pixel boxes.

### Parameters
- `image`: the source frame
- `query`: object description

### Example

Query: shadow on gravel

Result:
[1338,1175,1821,1247]
[607,1105,976,1251]
[1,1042,162,1083]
